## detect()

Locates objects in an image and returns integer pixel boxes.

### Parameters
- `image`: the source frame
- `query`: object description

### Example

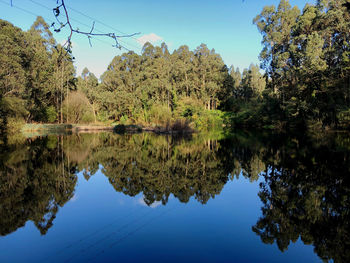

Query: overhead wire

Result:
[0,0,55,24]
[65,2,140,41]
[62,207,157,263]
[40,206,141,262]
[3,0,142,52]
[27,0,140,52]
[85,207,175,263]
[43,0,142,51]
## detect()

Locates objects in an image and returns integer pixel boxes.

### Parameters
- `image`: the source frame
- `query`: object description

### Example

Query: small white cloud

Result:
[137,196,162,208]
[59,40,78,48]
[137,33,163,46]
[71,194,78,202]
[167,41,174,49]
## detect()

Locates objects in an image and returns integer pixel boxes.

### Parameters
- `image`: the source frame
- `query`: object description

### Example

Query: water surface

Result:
[0,131,349,262]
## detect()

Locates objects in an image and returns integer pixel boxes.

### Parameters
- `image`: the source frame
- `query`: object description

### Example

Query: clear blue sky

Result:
[0,0,312,77]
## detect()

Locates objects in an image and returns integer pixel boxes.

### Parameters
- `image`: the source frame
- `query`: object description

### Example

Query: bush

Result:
[45,106,57,123]
[170,119,193,133]
[337,108,350,129]
[174,97,202,120]
[62,91,94,124]
[148,104,172,126]
[81,112,95,124]
[7,117,25,134]
[1,96,28,118]
[194,110,224,131]
[120,115,129,125]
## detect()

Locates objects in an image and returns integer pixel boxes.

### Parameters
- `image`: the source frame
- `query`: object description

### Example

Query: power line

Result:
[62,208,156,263]
[40,206,140,262]
[86,207,175,263]
[92,36,133,52]
[2,0,142,54]
[50,0,143,49]
[66,3,140,42]
[63,1,142,50]
[1,0,135,53]
[27,0,141,52]
[0,0,55,24]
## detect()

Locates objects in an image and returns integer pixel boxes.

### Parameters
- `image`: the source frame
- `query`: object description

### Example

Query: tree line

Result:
[0,17,75,131]
[1,0,350,132]
[0,16,266,132]
[241,0,350,129]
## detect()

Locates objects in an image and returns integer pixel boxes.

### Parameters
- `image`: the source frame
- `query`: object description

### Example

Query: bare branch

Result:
[51,0,140,52]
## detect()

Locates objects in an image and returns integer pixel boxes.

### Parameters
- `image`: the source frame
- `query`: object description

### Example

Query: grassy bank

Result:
[22,123,114,132]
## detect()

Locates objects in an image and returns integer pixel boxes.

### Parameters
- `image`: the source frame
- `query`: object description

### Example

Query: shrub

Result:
[62,91,94,124]
[194,110,224,131]
[170,119,193,133]
[174,97,202,120]
[148,104,172,126]
[45,106,57,123]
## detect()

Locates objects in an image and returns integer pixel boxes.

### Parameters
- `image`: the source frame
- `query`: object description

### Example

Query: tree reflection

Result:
[98,134,229,205]
[0,133,234,236]
[0,136,77,236]
[250,132,350,263]
[0,131,349,262]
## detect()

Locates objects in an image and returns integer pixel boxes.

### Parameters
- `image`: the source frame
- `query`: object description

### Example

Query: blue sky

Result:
[0,0,312,77]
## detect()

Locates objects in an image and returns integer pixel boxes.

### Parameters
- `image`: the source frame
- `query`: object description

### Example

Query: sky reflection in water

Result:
[0,131,348,262]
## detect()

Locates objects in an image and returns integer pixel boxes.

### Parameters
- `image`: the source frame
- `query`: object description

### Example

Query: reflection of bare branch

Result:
[51,0,140,52]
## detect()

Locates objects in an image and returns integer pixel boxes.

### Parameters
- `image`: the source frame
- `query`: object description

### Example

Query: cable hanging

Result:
[26,0,137,52]
[6,0,141,52]
[50,0,140,53]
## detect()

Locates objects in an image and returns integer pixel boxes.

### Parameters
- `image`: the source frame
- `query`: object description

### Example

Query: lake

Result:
[0,131,349,262]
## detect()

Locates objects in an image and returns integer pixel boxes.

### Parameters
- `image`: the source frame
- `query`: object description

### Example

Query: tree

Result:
[62,90,94,123]
[77,68,100,122]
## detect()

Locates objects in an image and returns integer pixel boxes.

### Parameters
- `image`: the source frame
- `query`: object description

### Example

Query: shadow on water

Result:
[0,130,349,262]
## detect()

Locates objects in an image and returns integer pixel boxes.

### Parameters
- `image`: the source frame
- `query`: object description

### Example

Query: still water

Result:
[0,131,349,262]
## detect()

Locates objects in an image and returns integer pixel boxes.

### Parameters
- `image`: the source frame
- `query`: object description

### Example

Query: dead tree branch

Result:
[51,0,140,52]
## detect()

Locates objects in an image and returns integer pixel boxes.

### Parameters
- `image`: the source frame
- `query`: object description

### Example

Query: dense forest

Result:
[1,0,350,133]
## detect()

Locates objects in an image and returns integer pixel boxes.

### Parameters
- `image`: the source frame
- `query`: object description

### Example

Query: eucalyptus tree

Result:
[254,0,350,127]
[254,0,300,96]
[193,44,228,110]
[0,19,29,126]
[172,45,195,99]
[77,68,100,122]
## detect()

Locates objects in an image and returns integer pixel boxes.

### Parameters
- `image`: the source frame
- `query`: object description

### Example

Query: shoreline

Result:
[21,123,195,135]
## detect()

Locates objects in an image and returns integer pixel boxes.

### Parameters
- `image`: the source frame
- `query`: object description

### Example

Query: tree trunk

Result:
[167,89,170,109]
[185,73,189,96]
[92,103,97,123]
[66,72,69,123]
[60,63,64,124]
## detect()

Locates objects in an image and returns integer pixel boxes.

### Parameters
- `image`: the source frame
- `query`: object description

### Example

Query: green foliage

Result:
[0,17,75,131]
[0,96,28,118]
[119,115,129,125]
[97,42,232,129]
[45,106,57,123]
[252,0,350,129]
[6,117,26,134]
[194,110,225,131]
[228,102,263,128]
[148,104,173,126]
[175,97,203,119]
[62,91,94,124]
[3,2,350,133]
[337,108,350,129]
